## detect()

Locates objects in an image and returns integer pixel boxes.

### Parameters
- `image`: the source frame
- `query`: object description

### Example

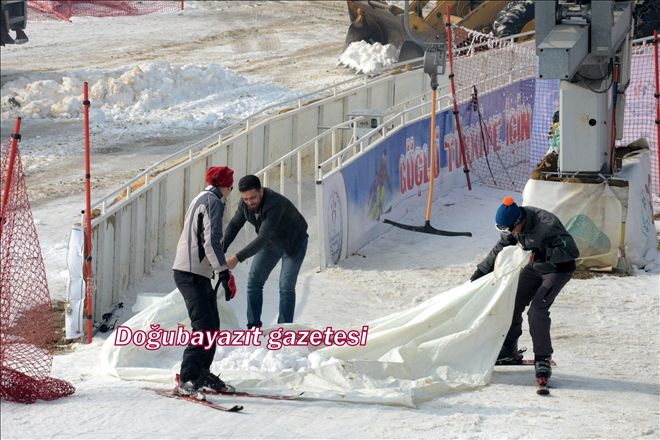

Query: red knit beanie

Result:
[205,166,234,188]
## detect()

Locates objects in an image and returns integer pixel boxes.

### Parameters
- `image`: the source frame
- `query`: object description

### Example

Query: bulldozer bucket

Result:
[398,39,424,62]
[344,0,443,62]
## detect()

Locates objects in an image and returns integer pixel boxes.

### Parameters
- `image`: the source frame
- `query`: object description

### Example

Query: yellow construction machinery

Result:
[344,0,658,63]
[344,0,526,61]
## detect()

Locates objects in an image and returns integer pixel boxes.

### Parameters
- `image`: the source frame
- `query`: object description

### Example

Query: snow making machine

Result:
[525,0,655,272]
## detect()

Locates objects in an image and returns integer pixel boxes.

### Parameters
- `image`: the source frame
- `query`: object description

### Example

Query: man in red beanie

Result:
[469,196,578,389]
[172,165,237,399]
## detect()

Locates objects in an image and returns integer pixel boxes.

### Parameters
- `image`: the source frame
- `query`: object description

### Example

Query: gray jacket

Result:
[477,206,579,275]
[173,186,228,279]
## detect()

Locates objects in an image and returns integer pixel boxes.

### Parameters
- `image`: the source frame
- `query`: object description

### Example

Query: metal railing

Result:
[91,57,424,215]
[252,84,456,209]
[318,66,537,180]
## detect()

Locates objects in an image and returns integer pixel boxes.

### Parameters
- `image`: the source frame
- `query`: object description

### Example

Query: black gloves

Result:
[218,269,237,301]
[470,268,487,282]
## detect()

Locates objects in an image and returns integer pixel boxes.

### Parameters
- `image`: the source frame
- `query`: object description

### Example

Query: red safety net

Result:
[28,0,183,21]
[0,136,75,404]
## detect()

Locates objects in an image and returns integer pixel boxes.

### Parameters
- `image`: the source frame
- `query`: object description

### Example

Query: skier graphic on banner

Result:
[367,149,393,221]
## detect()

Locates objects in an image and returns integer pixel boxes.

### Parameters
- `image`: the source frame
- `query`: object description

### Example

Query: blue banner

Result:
[323,79,536,264]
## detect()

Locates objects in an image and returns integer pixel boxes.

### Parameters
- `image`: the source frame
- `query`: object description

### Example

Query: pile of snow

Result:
[338,41,399,74]
[1,62,296,131]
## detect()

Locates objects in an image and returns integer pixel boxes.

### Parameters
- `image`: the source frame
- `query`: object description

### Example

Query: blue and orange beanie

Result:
[495,196,524,229]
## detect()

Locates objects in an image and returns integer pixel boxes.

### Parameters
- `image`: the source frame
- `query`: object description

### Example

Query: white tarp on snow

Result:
[101,246,529,407]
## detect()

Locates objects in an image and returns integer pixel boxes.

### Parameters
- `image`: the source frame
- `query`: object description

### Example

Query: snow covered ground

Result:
[1,1,659,439]
[2,185,659,439]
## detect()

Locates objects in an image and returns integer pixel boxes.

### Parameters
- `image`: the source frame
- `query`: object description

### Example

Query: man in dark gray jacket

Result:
[470,196,579,381]
[172,166,237,399]
[223,175,308,329]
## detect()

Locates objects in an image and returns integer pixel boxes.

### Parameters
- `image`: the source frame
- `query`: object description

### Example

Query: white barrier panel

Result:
[65,226,84,339]
[617,149,656,268]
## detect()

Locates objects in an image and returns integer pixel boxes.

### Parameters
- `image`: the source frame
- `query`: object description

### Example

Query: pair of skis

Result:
[150,378,304,412]
[152,388,244,412]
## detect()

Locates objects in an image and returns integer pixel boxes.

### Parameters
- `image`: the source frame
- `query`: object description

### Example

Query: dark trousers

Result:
[174,269,219,383]
[245,235,308,328]
[505,264,574,356]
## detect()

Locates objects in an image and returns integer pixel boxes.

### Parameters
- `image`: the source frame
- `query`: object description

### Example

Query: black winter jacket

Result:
[223,188,308,262]
[477,206,579,275]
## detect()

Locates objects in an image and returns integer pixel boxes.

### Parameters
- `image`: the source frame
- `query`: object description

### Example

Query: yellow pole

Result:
[425,87,437,222]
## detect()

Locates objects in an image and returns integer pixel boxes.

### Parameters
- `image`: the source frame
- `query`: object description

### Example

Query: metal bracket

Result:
[403,0,446,89]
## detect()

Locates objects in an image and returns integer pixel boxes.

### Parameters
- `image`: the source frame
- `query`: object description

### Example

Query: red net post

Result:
[0,119,75,403]
[445,6,472,190]
[0,119,22,237]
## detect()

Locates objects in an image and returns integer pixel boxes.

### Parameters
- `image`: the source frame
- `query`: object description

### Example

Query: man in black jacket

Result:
[470,196,579,381]
[223,175,308,329]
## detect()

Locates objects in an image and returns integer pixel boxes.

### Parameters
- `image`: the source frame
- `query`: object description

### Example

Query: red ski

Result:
[174,374,302,401]
[150,388,244,412]
[204,388,304,401]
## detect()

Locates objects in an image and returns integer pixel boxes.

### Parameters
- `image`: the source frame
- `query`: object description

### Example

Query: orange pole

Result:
[425,88,437,222]
[445,6,472,190]
[0,118,22,238]
[83,82,94,343]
